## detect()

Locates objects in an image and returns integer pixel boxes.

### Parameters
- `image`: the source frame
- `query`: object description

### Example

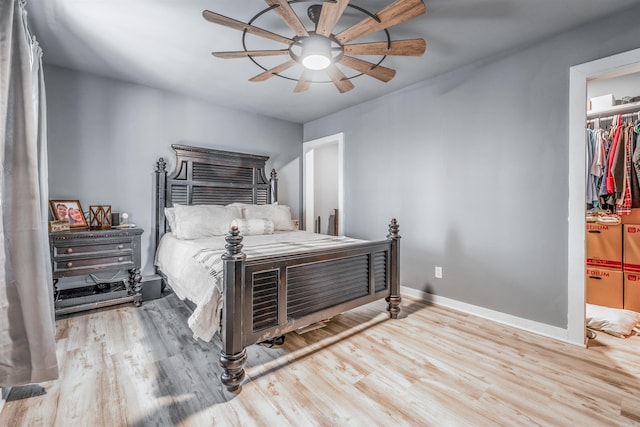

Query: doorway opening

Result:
[569,47,640,345]
[303,133,344,235]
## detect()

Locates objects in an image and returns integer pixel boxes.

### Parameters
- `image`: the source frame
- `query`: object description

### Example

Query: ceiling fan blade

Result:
[212,49,291,59]
[203,10,293,45]
[335,0,426,44]
[265,0,309,37]
[249,60,297,82]
[316,0,350,37]
[294,70,312,93]
[326,64,354,93]
[338,56,396,82]
[343,39,426,56]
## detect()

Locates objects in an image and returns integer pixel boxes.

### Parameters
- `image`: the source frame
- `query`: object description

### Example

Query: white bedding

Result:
[155,231,365,342]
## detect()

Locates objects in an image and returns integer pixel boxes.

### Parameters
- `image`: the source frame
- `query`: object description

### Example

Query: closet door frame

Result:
[302,132,345,235]
[568,47,640,346]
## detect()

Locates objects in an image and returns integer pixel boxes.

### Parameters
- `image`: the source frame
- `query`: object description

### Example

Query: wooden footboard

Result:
[218,219,401,392]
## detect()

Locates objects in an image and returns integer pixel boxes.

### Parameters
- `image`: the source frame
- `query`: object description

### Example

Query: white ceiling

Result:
[26,0,638,124]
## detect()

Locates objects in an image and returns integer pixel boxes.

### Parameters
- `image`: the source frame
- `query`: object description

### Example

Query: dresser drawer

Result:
[49,227,144,315]
[53,238,133,257]
[53,253,134,274]
[50,228,143,280]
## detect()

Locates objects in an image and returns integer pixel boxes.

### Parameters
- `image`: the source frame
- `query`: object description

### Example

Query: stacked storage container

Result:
[586,221,623,308]
[623,222,640,312]
[587,212,640,311]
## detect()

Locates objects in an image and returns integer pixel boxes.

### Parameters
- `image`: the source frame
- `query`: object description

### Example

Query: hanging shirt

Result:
[599,126,615,207]
[629,127,640,208]
[606,115,624,194]
[632,130,640,204]
[586,129,598,205]
[591,129,606,177]
[617,124,633,215]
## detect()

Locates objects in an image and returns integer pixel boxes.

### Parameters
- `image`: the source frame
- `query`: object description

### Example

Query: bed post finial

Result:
[220,225,247,392]
[386,218,401,319]
[387,217,399,239]
[270,169,278,204]
[223,226,245,260]
[155,157,166,172]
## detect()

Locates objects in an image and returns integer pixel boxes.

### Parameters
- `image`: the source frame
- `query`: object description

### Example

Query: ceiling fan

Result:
[202,0,427,93]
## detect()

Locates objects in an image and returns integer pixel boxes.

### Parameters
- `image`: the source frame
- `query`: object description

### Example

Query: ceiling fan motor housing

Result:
[290,33,344,70]
[307,4,323,24]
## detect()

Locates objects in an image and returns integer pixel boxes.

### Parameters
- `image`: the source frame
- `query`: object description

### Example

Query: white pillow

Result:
[586,304,640,338]
[231,218,275,236]
[173,204,242,239]
[242,204,295,231]
[164,207,176,233]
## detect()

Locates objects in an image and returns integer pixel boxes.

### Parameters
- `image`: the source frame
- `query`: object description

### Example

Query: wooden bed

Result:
[154,144,401,392]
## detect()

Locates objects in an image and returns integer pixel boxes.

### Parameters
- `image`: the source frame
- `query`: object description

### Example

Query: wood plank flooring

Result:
[2,291,640,426]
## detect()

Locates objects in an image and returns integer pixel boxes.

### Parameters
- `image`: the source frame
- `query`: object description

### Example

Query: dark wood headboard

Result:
[154,144,278,250]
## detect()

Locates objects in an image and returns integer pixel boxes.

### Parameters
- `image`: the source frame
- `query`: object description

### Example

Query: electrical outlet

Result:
[435,266,443,279]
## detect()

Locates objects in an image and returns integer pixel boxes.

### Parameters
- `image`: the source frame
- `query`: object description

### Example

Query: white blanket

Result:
[155,231,365,342]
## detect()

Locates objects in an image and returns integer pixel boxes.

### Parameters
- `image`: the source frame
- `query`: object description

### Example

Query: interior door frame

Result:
[568,47,640,346]
[302,132,344,235]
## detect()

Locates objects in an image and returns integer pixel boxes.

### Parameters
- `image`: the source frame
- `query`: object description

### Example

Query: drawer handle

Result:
[66,262,73,268]
[118,257,124,262]
[66,248,73,254]
[118,244,124,249]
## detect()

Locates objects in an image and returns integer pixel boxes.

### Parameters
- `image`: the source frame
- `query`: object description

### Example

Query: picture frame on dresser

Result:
[49,199,88,229]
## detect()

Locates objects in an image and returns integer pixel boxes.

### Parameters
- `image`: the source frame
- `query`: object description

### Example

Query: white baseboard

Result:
[401,286,583,347]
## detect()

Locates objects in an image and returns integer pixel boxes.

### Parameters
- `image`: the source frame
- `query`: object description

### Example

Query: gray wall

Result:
[45,65,302,275]
[304,6,640,328]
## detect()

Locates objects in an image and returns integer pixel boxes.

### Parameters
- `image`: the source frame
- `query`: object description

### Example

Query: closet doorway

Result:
[569,48,640,345]
[303,133,344,235]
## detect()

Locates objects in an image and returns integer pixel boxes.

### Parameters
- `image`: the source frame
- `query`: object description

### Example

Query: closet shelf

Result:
[587,100,640,119]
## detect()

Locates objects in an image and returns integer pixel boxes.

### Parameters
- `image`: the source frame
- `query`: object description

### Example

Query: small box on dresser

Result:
[49,227,144,315]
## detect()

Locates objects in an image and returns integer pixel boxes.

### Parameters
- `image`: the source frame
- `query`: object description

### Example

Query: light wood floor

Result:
[2,291,640,426]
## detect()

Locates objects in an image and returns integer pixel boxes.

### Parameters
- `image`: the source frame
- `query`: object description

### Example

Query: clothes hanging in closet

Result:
[587,114,640,214]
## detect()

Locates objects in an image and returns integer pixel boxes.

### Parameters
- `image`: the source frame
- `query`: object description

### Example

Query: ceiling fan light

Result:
[300,35,332,70]
[302,53,331,70]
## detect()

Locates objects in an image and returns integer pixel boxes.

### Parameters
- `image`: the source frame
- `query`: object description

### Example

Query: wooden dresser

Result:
[49,227,143,315]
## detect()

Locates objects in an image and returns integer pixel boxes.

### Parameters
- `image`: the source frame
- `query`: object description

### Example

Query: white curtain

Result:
[0,0,58,386]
